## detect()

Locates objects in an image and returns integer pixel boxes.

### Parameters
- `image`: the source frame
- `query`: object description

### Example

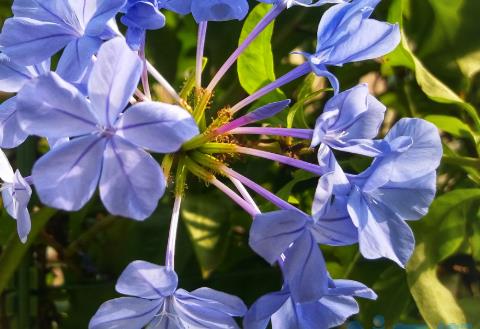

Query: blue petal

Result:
[85,0,126,36]
[347,187,415,267]
[186,287,247,316]
[298,295,359,328]
[12,0,81,27]
[124,26,145,51]
[380,118,442,183]
[328,279,377,300]
[32,135,106,211]
[121,1,166,30]
[0,55,42,92]
[159,0,192,15]
[171,289,244,329]
[89,297,162,329]
[99,136,165,220]
[316,84,386,145]
[270,297,301,329]
[243,290,290,329]
[56,36,102,85]
[282,230,328,303]
[191,0,249,22]
[311,191,358,246]
[307,63,340,94]
[316,0,373,50]
[116,260,178,299]
[250,210,310,264]
[0,97,28,148]
[116,102,199,153]
[0,17,77,65]
[88,38,142,127]
[372,172,436,221]
[14,206,31,244]
[17,72,98,138]
[1,171,32,243]
[327,20,400,65]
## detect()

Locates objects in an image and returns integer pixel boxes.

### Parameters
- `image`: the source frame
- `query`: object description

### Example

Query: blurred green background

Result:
[0,0,479,328]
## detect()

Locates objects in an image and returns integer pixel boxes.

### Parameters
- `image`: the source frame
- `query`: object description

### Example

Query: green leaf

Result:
[407,189,480,327]
[424,115,476,140]
[181,194,234,278]
[237,3,285,104]
[386,0,480,129]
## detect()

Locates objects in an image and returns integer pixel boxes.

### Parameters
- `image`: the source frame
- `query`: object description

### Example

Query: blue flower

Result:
[0,55,50,148]
[243,277,376,329]
[121,0,166,50]
[16,38,199,220]
[0,0,125,83]
[311,83,386,156]
[250,210,356,303]
[159,0,249,22]
[346,118,442,266]
[89,260,247,329]
[313,118,442,266]
[257,0,345,9]
[304,0,400,93]
[0,150,32,243]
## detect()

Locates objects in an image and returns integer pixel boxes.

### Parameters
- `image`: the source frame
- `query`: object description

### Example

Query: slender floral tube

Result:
[206,4,285,92]
[236,146,324,175]
[146,61,182,104]
[210,178,260,216]
[221,166,301,212]
[229,176,261,214]
[139,39,151,100]
[196,22,208,89]
[230,62,312,114]
[166,194,182,269]
[230,127,314,139]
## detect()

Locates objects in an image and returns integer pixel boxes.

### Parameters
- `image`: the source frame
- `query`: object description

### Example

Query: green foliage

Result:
[237,3,286,106]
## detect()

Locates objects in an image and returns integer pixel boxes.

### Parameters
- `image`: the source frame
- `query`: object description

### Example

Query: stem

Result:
[198,142,236,154]
[230,127,314,139]
[196,22,208,89]
[161,154,175,186]
[230,63,311,114]
[206,4,285,92]
[146,61,182,104]
[193,90,212,124]
[166,194,182,270]
[442,155,480,168]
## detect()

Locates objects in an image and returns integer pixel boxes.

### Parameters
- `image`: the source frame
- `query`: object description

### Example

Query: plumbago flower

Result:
[0,149,31,243]
[304,0,401,92]
[160,0,249,22]
[121,0,166,50]
[0,55,50,148]
[243,278,377,329]
[89,261,247,328]
[16,38,199,220]
[0,0,125,83]
[0,0,444,327]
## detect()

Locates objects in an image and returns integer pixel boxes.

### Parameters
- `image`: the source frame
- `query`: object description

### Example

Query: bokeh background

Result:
[0,0,479,328]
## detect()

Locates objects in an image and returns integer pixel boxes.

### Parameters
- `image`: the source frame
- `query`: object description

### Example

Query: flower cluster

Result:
[0,0,442,328]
